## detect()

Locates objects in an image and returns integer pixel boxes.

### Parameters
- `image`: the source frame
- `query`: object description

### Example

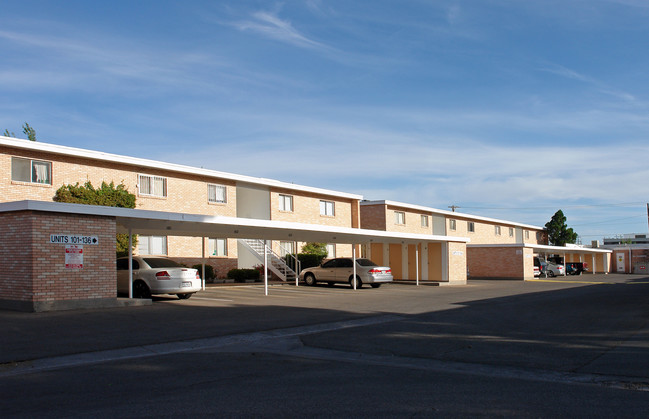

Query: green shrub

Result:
[285,253,326,270]
[227,268,260,282]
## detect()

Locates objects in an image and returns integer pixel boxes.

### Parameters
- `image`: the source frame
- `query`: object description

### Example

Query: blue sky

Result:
[2,0,649,243]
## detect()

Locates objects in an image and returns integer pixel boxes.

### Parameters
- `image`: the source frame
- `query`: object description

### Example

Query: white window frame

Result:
[208,238,228,257]
[395,211,406,225]
[525,230,530,239]
[279,194,293,212]
[326,243,336,258]
[495,226,501,236]
[11,157,52,185]
[509,227,514,237]
[279,241,294,257]
[208,184,227,204]
[320,200,335,217]
[138,235,168,255]
[449,219,457,231]
[138,174,167,197]
[421,215,429,228]
[468,222,475,233]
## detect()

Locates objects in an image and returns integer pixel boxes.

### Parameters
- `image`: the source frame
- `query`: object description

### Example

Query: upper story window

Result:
[209,238,227,257]
[279,194,293,212]
[421,215,429,228]
[495,226,501,236]
[449,219,457,231]
[139,174,167,197]
[509,227,514,237]
[395,211,405,225]
[11,157,51,185]
[208,184,227,204]
[525,230,530,239]
[468,222,475,233]
[320,200,335,216]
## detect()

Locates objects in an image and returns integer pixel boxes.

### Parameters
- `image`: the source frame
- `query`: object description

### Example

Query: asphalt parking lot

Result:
[1,274,648,417]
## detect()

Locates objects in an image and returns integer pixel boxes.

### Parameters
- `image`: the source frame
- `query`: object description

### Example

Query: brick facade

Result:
[0,211,117,312]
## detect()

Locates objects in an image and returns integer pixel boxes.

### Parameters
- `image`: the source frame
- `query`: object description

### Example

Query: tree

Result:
[301,242,328,257]
[54,181,137,256]
[22,122,36,141]
[545,210,578,246]
[3,122,36,141]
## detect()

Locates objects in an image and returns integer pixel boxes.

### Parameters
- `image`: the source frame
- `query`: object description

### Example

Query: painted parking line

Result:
[527,279,609,284]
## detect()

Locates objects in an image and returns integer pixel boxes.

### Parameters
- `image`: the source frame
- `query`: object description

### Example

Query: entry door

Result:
[616,253,625,273]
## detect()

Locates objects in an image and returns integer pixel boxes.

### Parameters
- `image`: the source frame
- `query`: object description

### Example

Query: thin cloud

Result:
[233,10,330,51]
[540,62,637,103]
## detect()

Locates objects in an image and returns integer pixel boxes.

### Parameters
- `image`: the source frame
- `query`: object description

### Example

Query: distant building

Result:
[602,233,649,246]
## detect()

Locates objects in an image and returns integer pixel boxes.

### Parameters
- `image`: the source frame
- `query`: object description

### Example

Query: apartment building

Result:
[1,136,362,279]
[360,200,610,279]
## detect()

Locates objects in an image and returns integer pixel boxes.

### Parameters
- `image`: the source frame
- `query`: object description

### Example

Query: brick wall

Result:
[0,210,117,312]
[467,247,529,279]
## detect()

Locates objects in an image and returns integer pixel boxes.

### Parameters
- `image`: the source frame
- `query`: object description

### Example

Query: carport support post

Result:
[416,245,420,286]
[264,241,269,296]
[353,245,357,290]
[201,237,206,291]
[128,228,133,299]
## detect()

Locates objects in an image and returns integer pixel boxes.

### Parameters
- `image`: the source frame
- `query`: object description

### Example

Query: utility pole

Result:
[448,205,460,212]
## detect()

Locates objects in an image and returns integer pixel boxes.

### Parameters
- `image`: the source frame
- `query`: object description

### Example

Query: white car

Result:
[299,258,393,288]
[116,256,202,299]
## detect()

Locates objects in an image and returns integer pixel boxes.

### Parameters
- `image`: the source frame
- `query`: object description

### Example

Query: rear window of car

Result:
[143,258,183,268]
[356,259,378,267]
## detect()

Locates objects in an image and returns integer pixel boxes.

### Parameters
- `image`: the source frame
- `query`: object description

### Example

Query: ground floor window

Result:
[279,241,294,257]
[138,235,167,255]
[326,243,336,258]
[208,238,227,256]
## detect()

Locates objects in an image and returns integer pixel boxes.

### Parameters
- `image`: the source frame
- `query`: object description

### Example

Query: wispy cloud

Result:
[540,62,637,103]
[232,10,331,51]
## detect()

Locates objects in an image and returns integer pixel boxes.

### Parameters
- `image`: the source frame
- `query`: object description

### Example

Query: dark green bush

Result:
[284,253,326,270]
[227,268,260,282]
[192,264,215,281]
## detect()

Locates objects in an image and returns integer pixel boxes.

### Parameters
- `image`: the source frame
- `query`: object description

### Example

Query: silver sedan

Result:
[299,258,393,288]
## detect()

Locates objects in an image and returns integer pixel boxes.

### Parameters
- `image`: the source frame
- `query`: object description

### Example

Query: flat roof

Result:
[467,243,611,254]
[362,200,544,230]
[0,136,363,200]
[0,200,469,245]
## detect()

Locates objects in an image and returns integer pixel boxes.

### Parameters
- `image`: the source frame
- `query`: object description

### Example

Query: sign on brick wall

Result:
[65,245,83,269]
[50,234,98,245]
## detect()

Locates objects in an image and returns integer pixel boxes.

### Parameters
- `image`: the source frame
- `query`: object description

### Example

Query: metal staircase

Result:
[239,239,300,282]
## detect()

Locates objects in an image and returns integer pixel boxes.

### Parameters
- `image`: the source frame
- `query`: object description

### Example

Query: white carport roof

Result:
[1,201,469,245]
[468,243,611,255]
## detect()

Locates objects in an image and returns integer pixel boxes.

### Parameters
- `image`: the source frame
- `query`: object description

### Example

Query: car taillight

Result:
[155,271,171,280]
[196,272,201,280]
[385,269,391,274]
[368,268,381,273]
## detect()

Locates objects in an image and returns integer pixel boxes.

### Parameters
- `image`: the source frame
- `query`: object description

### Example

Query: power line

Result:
[458,202,645,211]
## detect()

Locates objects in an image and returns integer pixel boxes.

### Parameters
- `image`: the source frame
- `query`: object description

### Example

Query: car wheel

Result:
[177,293,193,300]
[304,273,317,286]
[370,283,381,289]
[133,280,151,299]
[349,276,362,289]
[547,270,555,277]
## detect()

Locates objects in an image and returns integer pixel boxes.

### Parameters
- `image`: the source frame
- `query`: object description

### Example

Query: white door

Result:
[616,253,625,273]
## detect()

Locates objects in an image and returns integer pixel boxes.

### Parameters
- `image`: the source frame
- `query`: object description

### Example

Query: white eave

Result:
[0,200,469,245]
[362,200,544,230]
[0,136,363,200]
[467,243,612,254]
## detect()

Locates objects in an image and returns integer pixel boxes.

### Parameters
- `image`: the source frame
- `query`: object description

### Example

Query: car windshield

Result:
[356,258,378,267]
[143,258,183,268]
